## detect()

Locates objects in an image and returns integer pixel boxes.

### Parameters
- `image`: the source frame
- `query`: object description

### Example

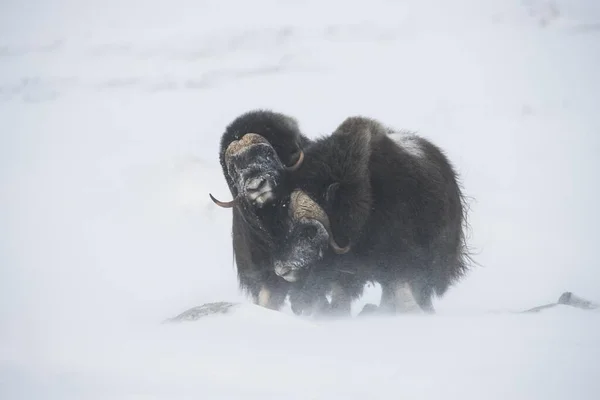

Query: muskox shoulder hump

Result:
[388,131,426,160]
[332,116,388,142]
[325,116,387,182]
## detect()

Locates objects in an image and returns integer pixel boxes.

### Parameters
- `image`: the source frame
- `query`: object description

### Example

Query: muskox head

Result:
[211,110,307,209]
[209,132,304,208]
[273,189,350,282]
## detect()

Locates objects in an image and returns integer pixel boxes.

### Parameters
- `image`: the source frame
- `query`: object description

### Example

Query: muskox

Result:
[210,110,330,312]
[272,116,473,316]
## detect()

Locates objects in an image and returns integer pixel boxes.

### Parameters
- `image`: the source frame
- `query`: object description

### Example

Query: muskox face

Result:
[273,190,350,282]
[274,218,329,282]
[226,133,285,207]
[210,133,303,209]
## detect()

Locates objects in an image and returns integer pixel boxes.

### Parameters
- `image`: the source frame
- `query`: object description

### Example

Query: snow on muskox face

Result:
[273,189,349,282]
[273,218,329,282]
[225,134,286,208]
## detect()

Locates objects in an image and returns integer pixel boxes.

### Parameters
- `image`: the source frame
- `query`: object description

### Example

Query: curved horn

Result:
[285,150,304,172]
[329,236,351,254]
[209,193,237,208]
[225,133,270,160]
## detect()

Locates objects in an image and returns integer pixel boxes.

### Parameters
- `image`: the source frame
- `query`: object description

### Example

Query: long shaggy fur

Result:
[217,110,313,308]
[280,116,473,313]
[219,109,310,198]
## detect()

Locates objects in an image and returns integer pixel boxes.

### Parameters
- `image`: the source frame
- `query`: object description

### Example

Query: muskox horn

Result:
[285,150,304,172]
[209,193,237,208]
[225,133,270,160]
[289,190,351,254]
[329,236,351,254]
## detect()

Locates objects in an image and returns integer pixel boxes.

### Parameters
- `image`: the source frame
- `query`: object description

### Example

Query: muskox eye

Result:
[301,225,318,240]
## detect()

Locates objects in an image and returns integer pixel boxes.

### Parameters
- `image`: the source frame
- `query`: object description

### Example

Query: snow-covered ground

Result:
[1,0,600,398]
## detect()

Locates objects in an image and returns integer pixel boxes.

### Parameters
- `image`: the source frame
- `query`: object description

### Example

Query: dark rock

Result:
[166,301,240,322]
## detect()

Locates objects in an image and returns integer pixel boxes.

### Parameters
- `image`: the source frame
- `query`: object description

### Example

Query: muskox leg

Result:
[392,281,423,314]
[308,294,331,316]
[378,283,398,315]
[328,283,352,317]
[288,286,331,317]
[409,280,436,314]
[359,282,405,316]
[378,281,428,315]
[293,294,331,317]
[257,286,272,307]
[255,282,288,310]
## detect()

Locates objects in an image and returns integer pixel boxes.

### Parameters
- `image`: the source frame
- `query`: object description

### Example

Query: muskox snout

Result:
[244,175,276,207]
[246,176,267,191]
[274,261,300,282]
[274,262,291,277]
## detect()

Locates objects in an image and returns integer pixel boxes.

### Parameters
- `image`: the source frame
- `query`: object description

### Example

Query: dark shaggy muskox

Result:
[272,116,473,316]
[210,109,330,312]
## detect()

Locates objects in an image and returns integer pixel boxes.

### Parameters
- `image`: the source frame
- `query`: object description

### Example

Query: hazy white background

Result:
[1,0,599,398]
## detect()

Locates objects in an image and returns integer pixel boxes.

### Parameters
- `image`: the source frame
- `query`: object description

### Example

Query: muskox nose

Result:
[246,176,267,192]
[274,262,299,282]
[274,262,291,278]
[245,176,274,206]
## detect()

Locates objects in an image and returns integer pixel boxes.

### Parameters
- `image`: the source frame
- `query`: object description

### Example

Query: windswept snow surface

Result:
[1,0,600,398]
